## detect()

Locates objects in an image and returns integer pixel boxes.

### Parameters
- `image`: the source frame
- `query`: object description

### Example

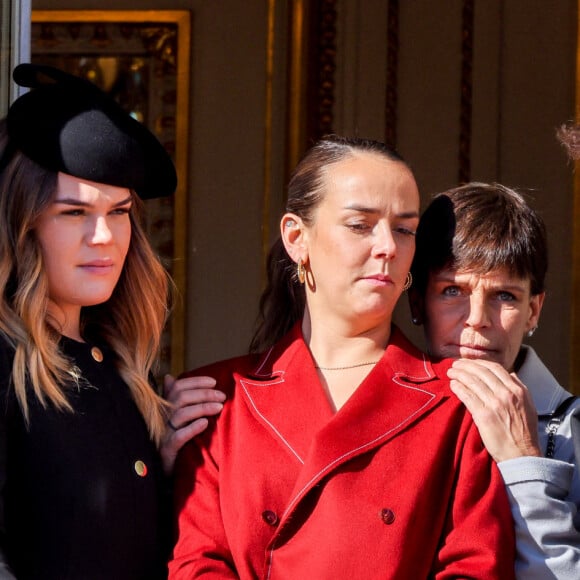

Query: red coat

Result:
[170,325,514,579]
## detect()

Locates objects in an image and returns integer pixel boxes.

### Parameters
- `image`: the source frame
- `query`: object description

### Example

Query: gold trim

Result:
[458,0,474,184]
[385,0,399,149]
[572,166,580,393]
[171,12,190,377]
[287,0,307,174]
[571,4,580,394]
[262,0,276,281]
[31,10,191,376]
[313,0,337,137]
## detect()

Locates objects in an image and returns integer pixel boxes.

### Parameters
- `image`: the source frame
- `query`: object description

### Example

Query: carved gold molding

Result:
[459,0,474,183]
[287,0,337,173]
[385,0,399,149]
[572,3,580,392]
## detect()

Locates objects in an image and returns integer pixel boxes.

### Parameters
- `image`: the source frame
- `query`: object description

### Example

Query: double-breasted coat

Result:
[169,325,515,579]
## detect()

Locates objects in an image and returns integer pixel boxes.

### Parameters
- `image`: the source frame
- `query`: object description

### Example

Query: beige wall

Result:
[32,0,579,388]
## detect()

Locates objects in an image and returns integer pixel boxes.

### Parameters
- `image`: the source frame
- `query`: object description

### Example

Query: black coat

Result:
[0,335,168,580]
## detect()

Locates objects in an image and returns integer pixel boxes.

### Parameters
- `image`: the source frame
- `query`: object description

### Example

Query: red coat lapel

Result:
[239,325,450,520]
[238,326,334,463]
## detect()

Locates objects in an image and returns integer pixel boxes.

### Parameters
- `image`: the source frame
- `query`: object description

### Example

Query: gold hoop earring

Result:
[403,272,412,292]
[297,259,306,284]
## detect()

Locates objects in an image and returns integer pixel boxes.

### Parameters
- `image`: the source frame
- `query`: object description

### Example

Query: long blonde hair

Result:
[0,120,170,445]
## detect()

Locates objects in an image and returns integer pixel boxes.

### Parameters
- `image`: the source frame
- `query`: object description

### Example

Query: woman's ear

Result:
[280,213,307,264]
[526,291,545,334]
[407,287,424,326]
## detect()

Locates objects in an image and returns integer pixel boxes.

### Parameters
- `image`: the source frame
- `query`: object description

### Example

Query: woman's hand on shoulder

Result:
[447,358,542,463]
[160,374,226,475]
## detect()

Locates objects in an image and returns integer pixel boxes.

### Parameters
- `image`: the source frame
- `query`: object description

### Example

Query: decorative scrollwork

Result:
[307,0,337,140]
[459,0,474,183]
[140,27,178,74]
[386,0,399,150]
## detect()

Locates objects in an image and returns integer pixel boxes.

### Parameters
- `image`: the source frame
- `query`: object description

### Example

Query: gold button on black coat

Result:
[0,335,169,579]
[134,460,148,477]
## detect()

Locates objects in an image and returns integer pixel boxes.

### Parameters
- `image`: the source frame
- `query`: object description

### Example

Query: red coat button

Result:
[261,510,279,526]
[379,508,395,525]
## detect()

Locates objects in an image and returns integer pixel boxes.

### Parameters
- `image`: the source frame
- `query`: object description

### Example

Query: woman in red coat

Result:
[169,136,515,579]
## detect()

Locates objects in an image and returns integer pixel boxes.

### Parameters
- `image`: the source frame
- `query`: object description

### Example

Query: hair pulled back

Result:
[250,135,406,352]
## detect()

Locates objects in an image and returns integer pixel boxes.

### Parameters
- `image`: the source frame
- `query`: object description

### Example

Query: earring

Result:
[403,272,413,292]
[297,259,306,284]
[526,326,538,338]
[411,317,420,325]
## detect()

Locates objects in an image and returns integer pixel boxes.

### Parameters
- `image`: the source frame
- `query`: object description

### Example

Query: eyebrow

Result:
[53,195,133,207]
[343,204,419,219]
[434,272,527,291]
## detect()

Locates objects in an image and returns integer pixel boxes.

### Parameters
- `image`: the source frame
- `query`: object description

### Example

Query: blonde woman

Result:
[0,64,223,579]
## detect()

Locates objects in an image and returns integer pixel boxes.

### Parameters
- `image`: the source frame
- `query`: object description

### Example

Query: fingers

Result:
[450,358,516,386]
[161,417,211,475]
[164,374,218,398]
[165,375,225,434]
[447,358,541,461]
[164,375,225,407]
[448,358,535,420]
[160,374,226,475]
[167,400,224,432]
[448,359,525,409]
[170,388,226,409]
[166,416,210,444]
[448,378,483,414]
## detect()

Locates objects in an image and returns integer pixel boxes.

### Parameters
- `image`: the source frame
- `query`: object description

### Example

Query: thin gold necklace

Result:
[314,360,380,371]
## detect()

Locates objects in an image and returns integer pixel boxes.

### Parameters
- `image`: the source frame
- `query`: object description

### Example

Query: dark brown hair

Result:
[411,182,548,297]
[249,135,407,352]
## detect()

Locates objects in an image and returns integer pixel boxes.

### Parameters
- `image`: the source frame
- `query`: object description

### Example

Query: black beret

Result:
[6,63,177,199]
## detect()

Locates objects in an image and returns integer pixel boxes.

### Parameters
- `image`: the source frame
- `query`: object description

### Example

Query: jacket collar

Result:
[238,323,448,471]
[517,345,571,414]
[249,323,441,385]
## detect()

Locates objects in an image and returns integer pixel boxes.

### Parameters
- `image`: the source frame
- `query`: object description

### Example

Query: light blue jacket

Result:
[498,345,580,579]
